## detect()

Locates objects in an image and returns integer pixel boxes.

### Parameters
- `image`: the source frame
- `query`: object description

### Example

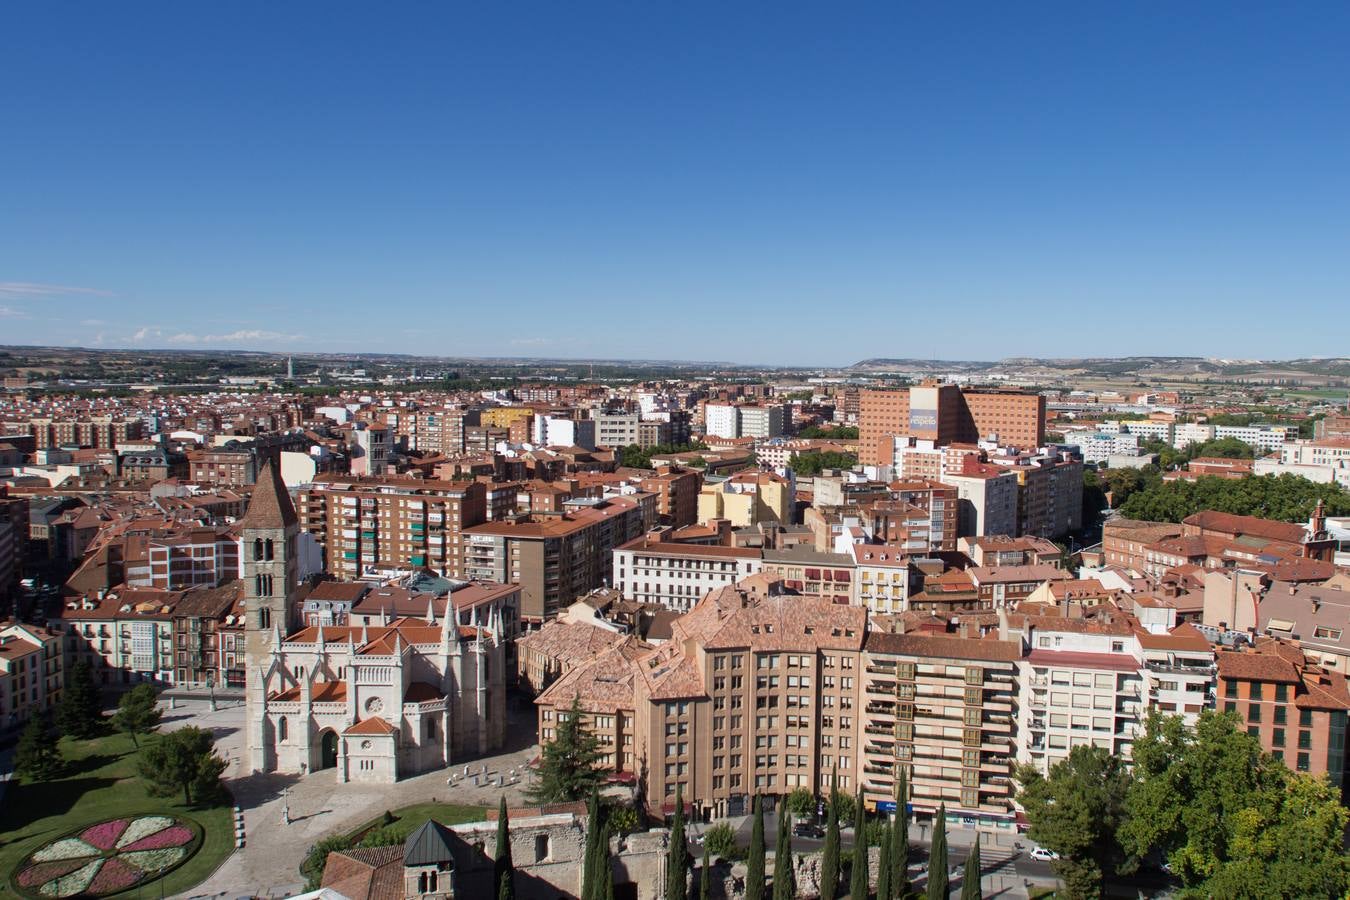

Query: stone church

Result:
[243,462,506,783]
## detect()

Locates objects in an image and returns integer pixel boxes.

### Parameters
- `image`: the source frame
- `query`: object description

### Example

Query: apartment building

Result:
[0,520,15,608]
[640,467,703,528]
[697,472,793,528]
[959,535,1061,569]
[60,589,178,686]
[1016,617,1150,774]
[1006,453,1083,540]
[1217,640,1350,784]
[298,476,488,578]
[885,480,958,552]
[537,581,869,817]
[942,463,1019,539]
[1213,424,1297,453]
[29,416,144,450]
[1256,438,1350,488]
[850,545,912,614]
[737,405,787,440]
[595,413,641,448]
[190,447,259,486]
[464,497,645,623]
[613,535,762,612]
[534,415,596,451]
[403,407,482,455]
[1100,519,1184,572]
[0,621,64,728]
[861,629,1021,825]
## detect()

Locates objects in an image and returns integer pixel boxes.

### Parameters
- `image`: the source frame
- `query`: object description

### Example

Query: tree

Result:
[495,795,515,900]
[746,795,766,900]
[891,771,909,898]
[1118,472,1350,524]
[831,788,857,826]
[786,786,816,820]
[790,450,859,477]
[703,822,738,860]
[700,844,712,900]
[527,695,605,803]
[1015,745,1132,899]
[113,683,162,747]
[849,789,868,900]
[57,659,103,739]
[927,805,948,900]
[877,821,893,900]
[667,784,688,900]
[14,716,63,782]
[821,770,841,900]
[773,802,794,900]
[583,790,604,900]
[960,837,981,900]
[1120,710,1350,898]
[137,726,227,805]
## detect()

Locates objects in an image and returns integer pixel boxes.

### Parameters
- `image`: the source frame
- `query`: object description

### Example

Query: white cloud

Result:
[0,281,115,298]
[0,305,27,318]
[510,337,561,346]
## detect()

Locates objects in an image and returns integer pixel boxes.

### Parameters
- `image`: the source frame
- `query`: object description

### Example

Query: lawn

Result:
[347,801,487,843]
[1,731,234,897]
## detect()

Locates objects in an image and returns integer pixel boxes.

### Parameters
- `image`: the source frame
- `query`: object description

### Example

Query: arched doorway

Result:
[319,730,338,770]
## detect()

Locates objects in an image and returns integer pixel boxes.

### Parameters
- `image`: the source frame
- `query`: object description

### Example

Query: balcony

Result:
[1147,661,1216,677]
[865,703,895,715]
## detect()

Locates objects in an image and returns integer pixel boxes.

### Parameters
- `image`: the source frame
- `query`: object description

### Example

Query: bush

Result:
[831,790,856,825]
[301,835,353,889]
[603,800,640,835]
[703,822,739,860]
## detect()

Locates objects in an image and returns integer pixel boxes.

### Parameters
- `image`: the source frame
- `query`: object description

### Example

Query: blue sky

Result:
[1,2,1347,366]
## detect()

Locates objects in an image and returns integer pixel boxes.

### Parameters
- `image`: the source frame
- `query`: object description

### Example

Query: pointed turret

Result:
[271,621,283,653]
[425,596,437,625]
[440,605,456,651]
[360,620,369,647]
[240,459,298,530]
[316,626,326,654]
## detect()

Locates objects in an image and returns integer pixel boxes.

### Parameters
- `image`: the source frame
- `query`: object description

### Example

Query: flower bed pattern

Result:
[12,815,202,898]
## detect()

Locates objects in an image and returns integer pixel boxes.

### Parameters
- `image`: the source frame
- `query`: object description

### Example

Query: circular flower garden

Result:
[12,815,202,898]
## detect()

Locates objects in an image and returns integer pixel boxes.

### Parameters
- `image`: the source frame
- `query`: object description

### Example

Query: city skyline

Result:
[3,3,1348,364]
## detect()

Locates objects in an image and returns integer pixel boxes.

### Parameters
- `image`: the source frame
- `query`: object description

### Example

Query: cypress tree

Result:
[959,836,981,900]
[877,821,893,900]
[495,795,515,900]
[773,803,794,900]
[700,843,712,900]
[582,790,603,900]
[821,769,841,900]
[667,784,688,900]
[600,821,615,900]
[892,771,909,897]
[746,794,766,900]
[849,788,868,900]
[927,805,948,900]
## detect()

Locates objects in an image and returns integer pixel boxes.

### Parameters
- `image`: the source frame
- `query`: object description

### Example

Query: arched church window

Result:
[278,716,288,741]
[260,607,271,629]
[265,538,275,561]
[253,538,264,561]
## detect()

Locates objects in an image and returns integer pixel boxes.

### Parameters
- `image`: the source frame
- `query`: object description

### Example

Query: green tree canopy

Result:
[1120,710,1350,898]
[1015,745,1132,899]
[113,682,162,747]
[785,786,816,820]
[1118,473,1350,524]
[527,695,606,804]
[790,450,859,477]
[14,715,63,782]
[137,725,227,806]
[796,425,859,440]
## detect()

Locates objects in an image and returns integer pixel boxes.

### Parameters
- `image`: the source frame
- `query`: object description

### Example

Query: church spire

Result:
[240,459,298,530]
[425,596,437,625]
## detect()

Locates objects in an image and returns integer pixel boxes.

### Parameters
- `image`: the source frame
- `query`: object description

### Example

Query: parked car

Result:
[1030,846,1060,861]
[792,822,825,839]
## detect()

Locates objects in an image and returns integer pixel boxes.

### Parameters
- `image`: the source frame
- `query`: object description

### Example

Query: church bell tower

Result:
[242,459,300,772]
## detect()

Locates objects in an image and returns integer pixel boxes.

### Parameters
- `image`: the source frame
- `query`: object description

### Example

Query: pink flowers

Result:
[88,858,142,893]
[120,825,194,852]
[80,819,129,851]
[15,815,202,898]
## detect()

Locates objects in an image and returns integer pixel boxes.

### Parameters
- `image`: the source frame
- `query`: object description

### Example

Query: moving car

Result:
[792,822,825,839]
[1030,846,1060,861]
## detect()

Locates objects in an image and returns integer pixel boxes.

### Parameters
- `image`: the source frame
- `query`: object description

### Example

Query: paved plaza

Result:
[171,695,542,899]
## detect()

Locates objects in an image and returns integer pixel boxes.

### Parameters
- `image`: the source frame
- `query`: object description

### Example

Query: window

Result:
[534,834,550,863]
[1299,730,1312,749]
[1274,706,1287,725]
[1249,682,1263,700]
[277,716,288,742]
[1248,704,1261,723]
[1225,680,1238,699]
[1297,752,1311,772]
[259,608,271,630]
[1275,684,1289,703]
[1314,626,1343,641]
[1273,728,1285,747]
[1301,709,1314,728]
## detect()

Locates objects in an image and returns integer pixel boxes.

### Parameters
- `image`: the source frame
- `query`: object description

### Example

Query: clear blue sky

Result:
[2,2,1347,366]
